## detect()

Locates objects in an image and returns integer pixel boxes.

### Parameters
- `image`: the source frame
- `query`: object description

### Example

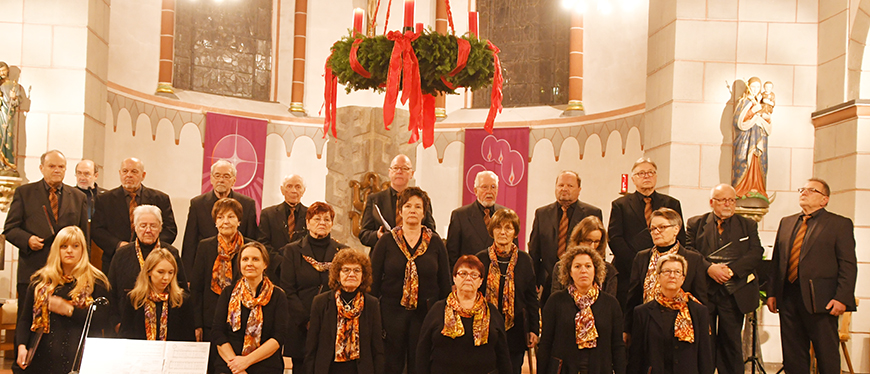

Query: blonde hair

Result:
[128,248,185,309]
[30,226,110,298]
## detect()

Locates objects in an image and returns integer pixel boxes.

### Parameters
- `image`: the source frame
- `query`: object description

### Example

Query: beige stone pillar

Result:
[156,0,176,96]
[434,0,448,119]
[565,10,584,114]
[289,0,308,114]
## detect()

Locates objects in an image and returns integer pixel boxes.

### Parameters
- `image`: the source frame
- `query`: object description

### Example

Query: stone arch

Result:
[848,0,870,99]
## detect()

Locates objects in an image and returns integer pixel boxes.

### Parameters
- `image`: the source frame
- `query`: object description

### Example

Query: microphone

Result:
[93,297,109,306]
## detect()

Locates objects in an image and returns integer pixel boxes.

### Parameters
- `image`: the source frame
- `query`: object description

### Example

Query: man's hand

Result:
[623,332,631,346]
[527,333,539,348]
[766,297,777,314]
[826,299,846,316]
[195,328,203,342]
[118,241,129,249]
[707,264,732,284]
[376,227,385,239]
[28,236,44,250]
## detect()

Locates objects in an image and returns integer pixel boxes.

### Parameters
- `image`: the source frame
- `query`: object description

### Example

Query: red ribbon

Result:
[383,30,423,136]
[439,38,471,91]
[421,94,436,148]
[350,39,372,78]
[445,0,456,34]
[322,51,338,139]
[485,40,503,133]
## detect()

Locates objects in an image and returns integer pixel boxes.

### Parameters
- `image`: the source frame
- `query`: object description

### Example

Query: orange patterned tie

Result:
[717,218,724,235]
[49,186,59,220]
[394,196,403,227]
[558,205,569,258]
[483,208,491,228]
[643,197,652,226]
[287,204,296,236]
[787,215,810,283]
[128,192,138,233]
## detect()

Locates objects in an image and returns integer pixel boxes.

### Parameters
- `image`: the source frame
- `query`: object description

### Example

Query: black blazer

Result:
[257,202,308,253]
[212,282,289,374]
[181,190,258,275]
[304,292,385,374]
[608,191,685,275]
[3,180,88,284]
[529,200,603,287]
[119,293,196,341]
[358,188,437,247]
[416,300,512,374]
[279,235,348,357]
[552,261,619,298]
[446,202,508,266]
[624,245,707,333]
[538,290,626,374]
[190,236,252,329]
[107,241,188,328]
[476,248,539,353]
[92,185,177,271]
[686,212,763,314]
[628,299,713,374]
[769,209,857,313]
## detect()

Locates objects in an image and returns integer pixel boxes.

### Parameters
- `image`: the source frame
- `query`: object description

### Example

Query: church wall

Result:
[106,0,160,95]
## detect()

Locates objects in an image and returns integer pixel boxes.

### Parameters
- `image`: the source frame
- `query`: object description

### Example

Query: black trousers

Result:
[708,285,745,374]
[779,281,840,374]
[616,271,630,310]
[381,301,427,374]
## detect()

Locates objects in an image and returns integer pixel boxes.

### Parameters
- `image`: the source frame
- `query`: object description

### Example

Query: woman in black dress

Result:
[213,242,288,374]
[552,216,618,297]
[16,226,110,373]
[416,255,511,374]
[628,253,712,374]
[280,201,348,369]
[305,248,384,374]
[120,248,195,341]
[371,187,451,374]
[191,197,253,342]
[475,208,538,374]
[538,245,626,374]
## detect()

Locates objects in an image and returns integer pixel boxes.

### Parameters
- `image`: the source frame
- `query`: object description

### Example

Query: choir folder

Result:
[79,338,209,374]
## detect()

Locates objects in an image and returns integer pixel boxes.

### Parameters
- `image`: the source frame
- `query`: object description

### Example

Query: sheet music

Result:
[374,204,392,231]
[163,342,210,374]
[80,338,209,374]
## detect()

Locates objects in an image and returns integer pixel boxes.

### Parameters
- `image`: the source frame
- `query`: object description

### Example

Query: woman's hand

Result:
[527,332,539,348]
[47,295,73,316]
[16,344,28,369]
[227,354,252,373]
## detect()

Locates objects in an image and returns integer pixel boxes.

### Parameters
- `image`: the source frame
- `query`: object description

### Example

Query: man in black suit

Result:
[358,154,435,247]
[181,160,258,275]
[3,150,88,317]
[92,157,177,272]
[529,170,602,304]
[445,170,508,266]
[608,157,684,308]
[766,178,857,374]
[74,159,107,221]
[258,174,308,253]
[686,184,763,374]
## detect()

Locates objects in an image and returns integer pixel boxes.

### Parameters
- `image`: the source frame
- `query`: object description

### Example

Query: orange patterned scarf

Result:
[144,292,169,341]
[390,226,431,310]
[228,277,275,355]
[31,276,93,333]
[334,291,364,362]
[655,288,701,343]
[303,255,331,272]
[442,291,490,346]
[212,233,243,294]
[568,283,599,349]
[135,239,161,268]
[643,244,679,303]
[485,243,518,330]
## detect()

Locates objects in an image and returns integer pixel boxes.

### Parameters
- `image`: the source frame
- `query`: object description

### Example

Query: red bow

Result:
[350,39,372,78]
[485,41,503,133]
[383,30,424,142]
[322,50,338,139]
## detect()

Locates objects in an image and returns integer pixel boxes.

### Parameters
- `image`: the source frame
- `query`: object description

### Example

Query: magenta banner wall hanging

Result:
[203,113,267,218]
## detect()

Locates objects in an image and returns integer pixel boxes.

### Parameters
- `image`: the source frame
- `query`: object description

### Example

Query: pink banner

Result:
[463,128,529,251]
[203,113,267,217]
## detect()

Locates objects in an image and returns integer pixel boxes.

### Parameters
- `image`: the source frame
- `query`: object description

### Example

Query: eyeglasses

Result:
[212,173,234,180]
[455,271,481,280]
[633,170,656,178]
[389,166,412,172]
[136,223,160,231]
[581,239,601,246]
[649,224,675,233]
[340,268,363,275]
[798,187,827,196]
[711,197,736,204]
[659,269,683,277]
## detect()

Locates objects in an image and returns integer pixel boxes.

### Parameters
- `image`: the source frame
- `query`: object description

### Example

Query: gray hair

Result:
[132,205,163,227]
[474,170,499,188]
[650,207,683,230]
[710,184,736,199]
[210,159,236,177]
[632,157,657,172]
[40,150,65,165]
[282,174,306,188]
[656,253,687,275]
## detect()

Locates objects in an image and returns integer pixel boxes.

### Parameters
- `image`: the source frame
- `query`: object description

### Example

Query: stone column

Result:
[289,0,308,114]
[434,0,448,119]
[565,9,584,115]
[156,0,177,96]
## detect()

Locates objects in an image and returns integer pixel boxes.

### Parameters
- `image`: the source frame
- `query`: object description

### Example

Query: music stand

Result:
[69,297,108,374]
[744,259,773,374]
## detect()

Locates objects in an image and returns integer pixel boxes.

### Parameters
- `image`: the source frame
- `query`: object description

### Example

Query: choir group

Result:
[2,150,857,374]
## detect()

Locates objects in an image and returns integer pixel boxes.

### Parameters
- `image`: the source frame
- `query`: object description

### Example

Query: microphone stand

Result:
[68,297,108,374]
[744,309,766,374]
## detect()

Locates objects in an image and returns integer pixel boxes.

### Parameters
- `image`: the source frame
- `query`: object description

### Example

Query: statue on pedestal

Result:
[732,76,773,212]
[0,61,20,175]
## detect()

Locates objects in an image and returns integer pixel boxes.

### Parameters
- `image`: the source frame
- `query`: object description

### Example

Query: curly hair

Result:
[328,248,373,293]
[557,244,606,288]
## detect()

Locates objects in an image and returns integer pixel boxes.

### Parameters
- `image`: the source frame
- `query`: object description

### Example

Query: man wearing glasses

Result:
[181,159,257,275]
[686,184,763,374]
[608,158,685,309]
[92,157,177,272]
[766,178,856,374]
[358,154,436,247]
[445,170,511,266]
